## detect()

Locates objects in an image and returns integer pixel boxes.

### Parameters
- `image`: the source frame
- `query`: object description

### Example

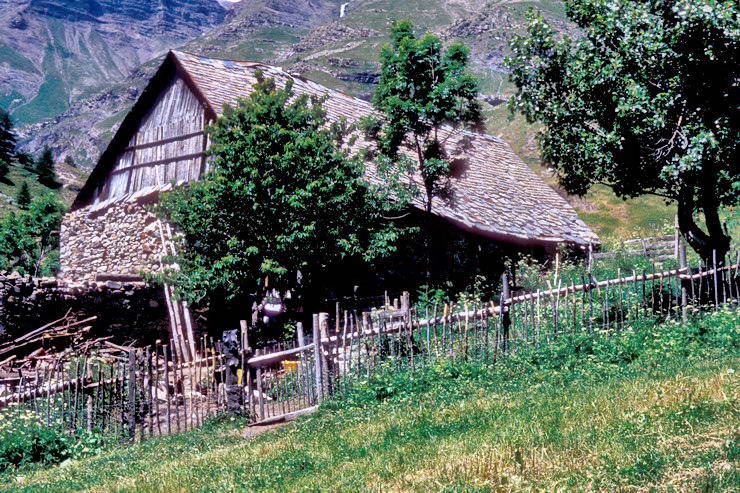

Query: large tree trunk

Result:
[677,188,732,306]
[677,188,731,266]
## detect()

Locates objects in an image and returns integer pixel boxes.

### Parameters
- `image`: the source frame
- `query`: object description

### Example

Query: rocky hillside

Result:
[15,0,567,166]
[14,0,342,166]
[0,0,229,126]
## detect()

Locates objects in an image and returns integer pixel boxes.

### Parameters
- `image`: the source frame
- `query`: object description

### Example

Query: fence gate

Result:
[245,324,320,425]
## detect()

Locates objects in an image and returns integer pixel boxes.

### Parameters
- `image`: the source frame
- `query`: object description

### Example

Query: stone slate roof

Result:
[80,50,600,247]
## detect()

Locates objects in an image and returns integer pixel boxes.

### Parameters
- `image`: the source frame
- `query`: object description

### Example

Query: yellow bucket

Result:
[282,360,300,373]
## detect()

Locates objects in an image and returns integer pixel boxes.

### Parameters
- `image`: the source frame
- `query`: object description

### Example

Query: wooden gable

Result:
[92,76,210,204]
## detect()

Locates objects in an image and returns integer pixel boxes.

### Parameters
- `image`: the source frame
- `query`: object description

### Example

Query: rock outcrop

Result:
[0,0,227,128]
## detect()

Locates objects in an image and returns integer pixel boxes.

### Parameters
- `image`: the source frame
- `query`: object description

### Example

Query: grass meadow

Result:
[2,307,737,492]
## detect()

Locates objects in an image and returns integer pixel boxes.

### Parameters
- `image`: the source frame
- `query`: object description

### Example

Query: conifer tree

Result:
[16,181,31,210]
[35,146,57,185]
[0,159,8,181]
[0,108,16,165]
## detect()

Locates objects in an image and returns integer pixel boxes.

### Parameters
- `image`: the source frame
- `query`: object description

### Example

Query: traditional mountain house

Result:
[61,50,599,288]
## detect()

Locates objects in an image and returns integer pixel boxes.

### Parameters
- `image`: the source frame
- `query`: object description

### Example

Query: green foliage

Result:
[0,107,16,165]
[506,0,739,260]
[157,75,407,307]
[0,193,64,276]
[369,21,483,212]
[35,147,57,186]
[15,182,31,210]
[0,159,8,181]
[0,407,110,473]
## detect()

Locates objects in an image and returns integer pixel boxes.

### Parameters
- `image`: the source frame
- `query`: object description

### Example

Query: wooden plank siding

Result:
[93,77,209,204]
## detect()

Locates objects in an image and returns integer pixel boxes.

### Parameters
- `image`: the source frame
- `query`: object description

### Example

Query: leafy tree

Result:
[0,193,64,276]
[0,108,16,165]
[506,0,739,263]
[369,21,483,213]
[157,74,407,311]
[16,181,31,210]
[64,155,76,168]
[35,146,58,185]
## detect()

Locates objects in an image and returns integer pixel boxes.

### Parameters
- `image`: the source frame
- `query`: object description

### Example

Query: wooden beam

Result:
[123,131,205,152]
[109,152,206,175]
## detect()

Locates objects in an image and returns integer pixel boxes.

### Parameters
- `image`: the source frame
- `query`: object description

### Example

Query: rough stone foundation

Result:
[60,201,163,282]
[0,273,169,344]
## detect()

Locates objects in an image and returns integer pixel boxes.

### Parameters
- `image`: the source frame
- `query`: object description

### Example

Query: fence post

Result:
[319,313,332,395]
[501,273,511,353]
[127,350,137,441]
[312,314,323,404]
[85,362,93,432]
[239,320,253,419]
[679,239,688,323]
[297,322,305,346]
[222,329,242,415]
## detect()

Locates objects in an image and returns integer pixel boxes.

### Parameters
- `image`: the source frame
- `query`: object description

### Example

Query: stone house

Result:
[61,50,599,286]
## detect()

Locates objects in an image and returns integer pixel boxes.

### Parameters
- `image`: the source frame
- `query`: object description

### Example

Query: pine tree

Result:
[0,108,16,164]
[0,159,8,181]
[16,152,34,171]
[16,182,31,210]
[35,146,57,185]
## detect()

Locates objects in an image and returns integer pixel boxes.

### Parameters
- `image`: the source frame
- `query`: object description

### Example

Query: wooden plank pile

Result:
[0,312,98,363]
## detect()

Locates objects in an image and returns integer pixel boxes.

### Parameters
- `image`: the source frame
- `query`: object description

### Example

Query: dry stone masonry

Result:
[60,201,163,282]
[0,273,168,343]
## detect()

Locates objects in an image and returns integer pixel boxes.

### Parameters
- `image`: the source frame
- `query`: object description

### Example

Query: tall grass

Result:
[3,308,737,492]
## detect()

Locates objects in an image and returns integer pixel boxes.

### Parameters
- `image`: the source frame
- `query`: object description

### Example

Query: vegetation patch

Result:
[3,308,737,492]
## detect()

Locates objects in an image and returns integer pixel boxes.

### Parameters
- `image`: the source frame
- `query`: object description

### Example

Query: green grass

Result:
[12,46,69,125]
[4,308,737,492]
[0,41,38,75]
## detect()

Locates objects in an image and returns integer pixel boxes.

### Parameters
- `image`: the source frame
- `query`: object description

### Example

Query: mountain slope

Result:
[5,0,679,240]
[0,0,228,126]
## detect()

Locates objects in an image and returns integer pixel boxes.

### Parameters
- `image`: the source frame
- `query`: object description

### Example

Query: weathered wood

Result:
[248,405,318,427]
[123,131,205,152]
[312,314,323,403]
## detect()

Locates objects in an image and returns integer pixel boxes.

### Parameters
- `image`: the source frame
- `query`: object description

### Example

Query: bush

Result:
[0,406,110,473]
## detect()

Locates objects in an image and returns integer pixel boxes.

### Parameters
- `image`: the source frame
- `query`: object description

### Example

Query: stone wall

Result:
[0,273,169,344]
[60,201,163,282]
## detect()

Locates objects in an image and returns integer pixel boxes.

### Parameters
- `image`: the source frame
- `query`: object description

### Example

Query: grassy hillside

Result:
[4,308,737,492]
[0,161,86,218]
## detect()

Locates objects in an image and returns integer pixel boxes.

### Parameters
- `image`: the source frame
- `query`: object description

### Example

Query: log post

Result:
[127,350,137,441]
[239,320,253,418]
[501,273,511,353]
[85,363,94,432]
[319,313,332,395]
[679,239,688,323]
[296,322,305,346]
[312,314,323,403]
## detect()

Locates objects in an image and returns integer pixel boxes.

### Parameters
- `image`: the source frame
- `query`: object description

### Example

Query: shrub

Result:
[0,406,110,473]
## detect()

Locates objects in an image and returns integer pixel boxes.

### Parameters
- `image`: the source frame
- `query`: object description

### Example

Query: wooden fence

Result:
[592,234,678,261]
[1,248,738,439]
